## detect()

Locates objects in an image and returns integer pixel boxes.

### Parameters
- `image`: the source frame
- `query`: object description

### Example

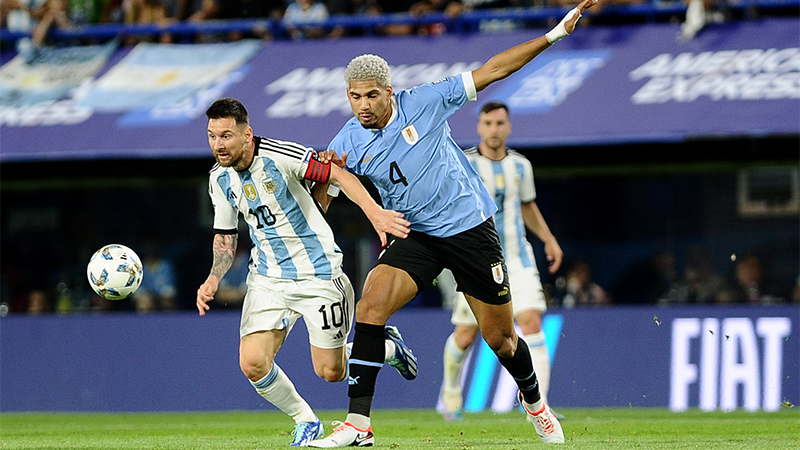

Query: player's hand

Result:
[316,150,348,168]
[368,209,410,247]
[196,278,218,316]
[544,239,564,274]
[566,0,598,33]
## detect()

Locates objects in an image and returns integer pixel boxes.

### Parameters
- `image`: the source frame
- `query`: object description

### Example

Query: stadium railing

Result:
[1,0,797,45]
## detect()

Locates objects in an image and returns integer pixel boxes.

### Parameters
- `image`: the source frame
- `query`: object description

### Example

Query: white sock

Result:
[443,333,468,392]
[384,339,396,362]
[346,412,370,430]
[250,363,316,424]
[524,331,551,404]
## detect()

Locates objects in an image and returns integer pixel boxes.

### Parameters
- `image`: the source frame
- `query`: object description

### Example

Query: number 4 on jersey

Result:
[389,161,408,186]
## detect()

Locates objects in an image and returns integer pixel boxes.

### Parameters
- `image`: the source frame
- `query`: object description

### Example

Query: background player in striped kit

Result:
[438,101,563,420]
[195,98,415,447]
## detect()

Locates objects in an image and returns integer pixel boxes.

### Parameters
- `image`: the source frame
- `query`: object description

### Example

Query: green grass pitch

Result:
[1,408,798,449]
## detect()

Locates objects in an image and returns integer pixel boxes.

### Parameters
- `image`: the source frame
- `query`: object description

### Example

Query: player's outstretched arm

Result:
[521,201,563,274]
[329,164,410,247]
[196,233,237,316]
[471,0,598,92]
[311,150,348,212]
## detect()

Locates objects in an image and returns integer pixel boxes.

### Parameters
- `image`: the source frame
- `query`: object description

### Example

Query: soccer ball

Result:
[87,244,144,300]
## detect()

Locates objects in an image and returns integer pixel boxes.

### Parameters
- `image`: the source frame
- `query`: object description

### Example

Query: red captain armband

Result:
[304,156,331,184]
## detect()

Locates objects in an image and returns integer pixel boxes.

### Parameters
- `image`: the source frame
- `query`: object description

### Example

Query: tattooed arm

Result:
[196,233,238,316]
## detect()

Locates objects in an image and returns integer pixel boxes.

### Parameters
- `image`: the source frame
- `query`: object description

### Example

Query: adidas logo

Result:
[334,330,344,340]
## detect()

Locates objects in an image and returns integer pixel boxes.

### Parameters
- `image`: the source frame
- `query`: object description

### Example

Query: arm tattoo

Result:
[210,234,237,279]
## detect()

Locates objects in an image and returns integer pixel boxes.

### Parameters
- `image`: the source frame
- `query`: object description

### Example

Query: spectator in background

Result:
[284,0,329,39]
[124,0,173,44]
[131,243,177,312]
[720,254,783,305]
[678,0,725,42]
[660,245,728,305]
[555,258,610,308]
[27,289,51,314]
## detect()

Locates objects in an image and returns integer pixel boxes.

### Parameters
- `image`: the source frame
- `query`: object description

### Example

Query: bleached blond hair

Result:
[343,54,391,88]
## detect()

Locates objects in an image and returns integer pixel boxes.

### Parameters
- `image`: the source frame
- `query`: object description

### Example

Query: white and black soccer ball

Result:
[87,244,144,300]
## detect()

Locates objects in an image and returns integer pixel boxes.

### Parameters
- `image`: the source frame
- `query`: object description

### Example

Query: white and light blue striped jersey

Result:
[208,136,343,281]
[328,72,496,238]
[464,147,538,273]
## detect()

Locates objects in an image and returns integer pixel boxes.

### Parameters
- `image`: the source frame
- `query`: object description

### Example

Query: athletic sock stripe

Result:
[349,358,384,368]
[252,363,281,389]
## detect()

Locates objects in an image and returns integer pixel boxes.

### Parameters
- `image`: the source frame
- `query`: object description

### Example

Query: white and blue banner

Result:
[0,40,117,108]
[76,40,260,113]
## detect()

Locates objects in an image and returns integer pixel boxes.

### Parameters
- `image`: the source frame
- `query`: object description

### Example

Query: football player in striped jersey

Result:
[195,98,414,446]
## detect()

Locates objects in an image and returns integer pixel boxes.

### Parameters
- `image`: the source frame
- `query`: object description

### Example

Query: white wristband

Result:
[545,7,581,44]
[327,183,341,197]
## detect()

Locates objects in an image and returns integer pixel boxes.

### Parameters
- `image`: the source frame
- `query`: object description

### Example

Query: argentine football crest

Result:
[491,262,504,284]
[401,124,419,145]
[243,183,258,201]
[263,178,278,194]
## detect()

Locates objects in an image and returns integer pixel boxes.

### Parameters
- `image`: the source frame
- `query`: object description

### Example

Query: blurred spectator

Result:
[29,0,71,49]
[178,0,217,21]
[611,246,678,304]
[660,245,728,305]
[27,289,51,314]
[719,254,783,305]
[131,244,177,312]
[555,258,610,308]
[124,0,173,44]
[284,0,329,39]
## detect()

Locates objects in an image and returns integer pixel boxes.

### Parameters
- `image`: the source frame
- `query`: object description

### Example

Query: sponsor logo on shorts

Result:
[491,262,504,284]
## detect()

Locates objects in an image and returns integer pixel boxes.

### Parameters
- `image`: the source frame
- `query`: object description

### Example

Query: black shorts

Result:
[376,218,511,306]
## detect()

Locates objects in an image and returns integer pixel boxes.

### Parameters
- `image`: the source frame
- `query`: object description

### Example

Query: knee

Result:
[316,365,347,383]
[355,297,389,324]
[483,333,516,359]
[453,326,479,350]
[240,354,271,382]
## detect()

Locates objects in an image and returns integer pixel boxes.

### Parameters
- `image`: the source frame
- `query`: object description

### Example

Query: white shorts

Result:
[450,267,546,326]
[240,272,355,350]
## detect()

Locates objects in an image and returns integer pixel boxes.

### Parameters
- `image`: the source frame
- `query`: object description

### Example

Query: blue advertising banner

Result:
[1,305,797,412]
[0,18,797,162]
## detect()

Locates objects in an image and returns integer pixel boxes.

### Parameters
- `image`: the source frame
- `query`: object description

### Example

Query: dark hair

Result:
[206,98,249,126]
[480,101,509,116]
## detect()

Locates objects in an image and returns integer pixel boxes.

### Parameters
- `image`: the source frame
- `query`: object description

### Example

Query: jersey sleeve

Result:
[208,173,239,232]
[410,72,477,122]
[519,158,537,203]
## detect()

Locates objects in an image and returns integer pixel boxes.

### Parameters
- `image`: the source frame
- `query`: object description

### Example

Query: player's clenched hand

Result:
[196,278,218,316]
[316,150,348,168]
[368,209,410,247]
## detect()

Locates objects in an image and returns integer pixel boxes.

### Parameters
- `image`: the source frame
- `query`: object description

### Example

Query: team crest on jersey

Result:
[401,124,419,145]
[495,174,506,189]
[491,262,505,284]
[263,178,278,194]
[243,183,258,201]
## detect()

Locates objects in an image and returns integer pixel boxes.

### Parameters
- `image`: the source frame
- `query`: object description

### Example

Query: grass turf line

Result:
[1,408,798,449]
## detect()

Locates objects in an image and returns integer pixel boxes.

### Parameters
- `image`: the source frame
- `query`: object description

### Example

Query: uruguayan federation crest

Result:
[401,124,419,145]
[491,262,505,284]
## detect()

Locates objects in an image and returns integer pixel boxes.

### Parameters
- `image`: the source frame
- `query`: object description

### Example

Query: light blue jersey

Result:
[209,136,343,281]
[464,147,538,273]
[328,72,496,238]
